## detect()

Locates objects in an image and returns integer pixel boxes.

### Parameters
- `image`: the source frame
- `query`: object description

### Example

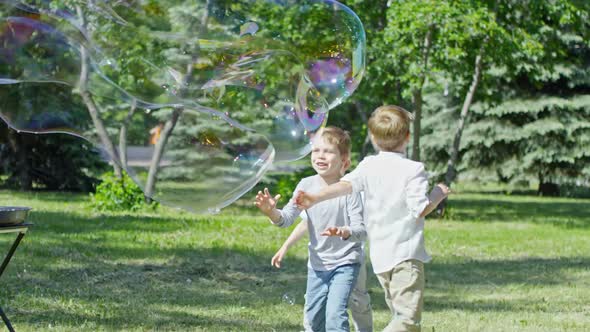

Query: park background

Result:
[0,0,589,331]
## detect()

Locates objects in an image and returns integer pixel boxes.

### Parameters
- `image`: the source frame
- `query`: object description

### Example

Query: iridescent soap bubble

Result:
[0,14,178,110]
[78,0,364,159]
[119,106,275,213]
[2,0,365,150]
[199,50,329,161]
[0,0,366,212]
[309,56,357,109]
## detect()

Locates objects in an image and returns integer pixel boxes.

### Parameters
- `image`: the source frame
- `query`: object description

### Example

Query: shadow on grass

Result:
[2,206,589,330]
[446,198,590,228]
[0,210,307,331]
[429,256,589,287]
[425,256,590,312]
[2,241,306,330]
[458,188,539,196]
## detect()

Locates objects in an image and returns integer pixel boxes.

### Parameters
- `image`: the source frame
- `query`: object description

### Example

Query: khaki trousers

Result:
[376,260,424,332]
[348,258,373,332]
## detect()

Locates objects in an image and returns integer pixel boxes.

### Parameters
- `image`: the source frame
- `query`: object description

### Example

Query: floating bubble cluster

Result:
[0,0,366,213]
[282,293,295,305]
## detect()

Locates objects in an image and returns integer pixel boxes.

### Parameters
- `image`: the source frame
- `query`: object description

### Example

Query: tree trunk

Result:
[361,133,371,161]
[8,134,32,190]
[380,1,391,29]
[144,60,196,199]
[354,101,371,161]
[201,0,212,30]
[436,44,485,217]
[444,47,485,186]
[411,89,423,161]
[79,91,123,178]
[144,107,182,199]
[75,5,122,178]
[143,3,210,199]
[17,148,31,190]
[118,101,137,168]
[410,24,433,161]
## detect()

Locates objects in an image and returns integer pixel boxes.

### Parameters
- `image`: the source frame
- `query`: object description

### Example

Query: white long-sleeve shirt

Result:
[276,175,366,271]
[342,151,431,274]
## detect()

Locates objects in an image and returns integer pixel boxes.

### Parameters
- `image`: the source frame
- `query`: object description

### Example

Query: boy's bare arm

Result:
[272,220,308,268]
[420,184,451,218]
[295,181,352,209]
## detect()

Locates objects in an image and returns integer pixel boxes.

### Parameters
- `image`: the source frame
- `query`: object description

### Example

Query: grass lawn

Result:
[0,187,589,331]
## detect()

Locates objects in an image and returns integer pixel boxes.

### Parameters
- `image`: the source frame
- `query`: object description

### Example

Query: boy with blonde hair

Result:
[255,126,367,332]
[296,106,450,332]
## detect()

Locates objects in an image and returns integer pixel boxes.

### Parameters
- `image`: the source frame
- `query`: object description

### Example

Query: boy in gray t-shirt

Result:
[255,127,366,332]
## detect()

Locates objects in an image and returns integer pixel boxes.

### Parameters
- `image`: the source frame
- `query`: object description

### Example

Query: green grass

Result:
[0,188,589,331]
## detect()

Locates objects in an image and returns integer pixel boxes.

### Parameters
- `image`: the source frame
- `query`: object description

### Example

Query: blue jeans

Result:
[304,263,360,332]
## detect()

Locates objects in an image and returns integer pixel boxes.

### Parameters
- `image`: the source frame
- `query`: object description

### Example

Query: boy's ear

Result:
[369,133,381,152]
[341,156,351,175]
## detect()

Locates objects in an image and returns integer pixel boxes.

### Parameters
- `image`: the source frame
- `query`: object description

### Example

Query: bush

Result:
[90,172,158,212]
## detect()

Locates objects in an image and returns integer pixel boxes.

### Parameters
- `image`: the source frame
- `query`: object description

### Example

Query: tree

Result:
[0,3,111,190]
[421,0,590,193]
[383,0,454,161]
[460,0,590,191]
[0,85,107,191]
[331,0,400,161]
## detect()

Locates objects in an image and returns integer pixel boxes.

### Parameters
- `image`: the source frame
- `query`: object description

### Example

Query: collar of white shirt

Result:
[378,151,406,157]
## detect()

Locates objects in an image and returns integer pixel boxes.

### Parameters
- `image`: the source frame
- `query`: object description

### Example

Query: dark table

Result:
[0,223,32,332]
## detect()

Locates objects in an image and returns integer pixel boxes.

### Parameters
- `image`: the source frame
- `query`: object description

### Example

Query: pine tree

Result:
[421,1,590,194]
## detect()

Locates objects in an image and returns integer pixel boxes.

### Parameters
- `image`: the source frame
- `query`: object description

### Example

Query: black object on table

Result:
[0,222,33,332]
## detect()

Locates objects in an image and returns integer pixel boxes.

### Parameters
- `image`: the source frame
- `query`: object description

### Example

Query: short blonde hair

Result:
[368,105,413,152]
[318,126,351,158]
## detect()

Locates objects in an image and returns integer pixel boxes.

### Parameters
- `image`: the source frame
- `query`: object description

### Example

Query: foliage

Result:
[0,24,105,191]
[90,171,157,212]
[419,0,590,191]
[0,123,107,192]
[1,0,590,199]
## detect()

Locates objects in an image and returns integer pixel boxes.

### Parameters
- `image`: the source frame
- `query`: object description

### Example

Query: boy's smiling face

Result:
[310,136,348,181]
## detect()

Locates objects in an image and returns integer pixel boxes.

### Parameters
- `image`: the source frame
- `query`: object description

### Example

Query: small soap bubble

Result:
[282,293,295,305]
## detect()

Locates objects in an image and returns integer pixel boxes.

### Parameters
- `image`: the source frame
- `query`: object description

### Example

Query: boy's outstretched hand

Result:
[420,183,452,218]
[271,247,287,268]
[320,226,351,240]
[254,188,281,215]
[295,191,316,209]
[432,183,451,201]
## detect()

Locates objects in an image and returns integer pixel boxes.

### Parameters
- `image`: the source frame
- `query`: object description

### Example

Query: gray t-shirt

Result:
[276,175,366,271]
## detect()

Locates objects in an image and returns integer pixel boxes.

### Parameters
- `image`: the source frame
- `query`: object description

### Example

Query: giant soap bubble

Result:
[0,0,366,213]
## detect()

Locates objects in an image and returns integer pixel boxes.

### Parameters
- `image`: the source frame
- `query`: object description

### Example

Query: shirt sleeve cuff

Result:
[340,226,352,240]
[269,215,284,226]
